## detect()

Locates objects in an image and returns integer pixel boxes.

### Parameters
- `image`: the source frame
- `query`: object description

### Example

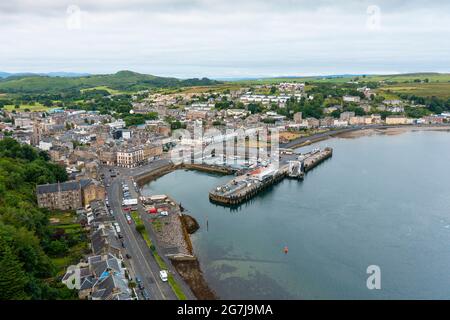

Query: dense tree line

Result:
[398,94,450,114]
[0,138,77,299]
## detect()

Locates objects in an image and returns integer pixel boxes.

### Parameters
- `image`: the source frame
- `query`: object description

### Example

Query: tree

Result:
[270,86,277,94]
[0,246,29,300]
[46,240,69,257]
[247,103,262,114]
[135,224,145,234]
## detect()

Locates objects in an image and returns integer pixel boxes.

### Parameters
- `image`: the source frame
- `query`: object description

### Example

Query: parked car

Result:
[160,211,169,216]
[159,270,168,282]
[142,289,150,300]
[126,214,132,224]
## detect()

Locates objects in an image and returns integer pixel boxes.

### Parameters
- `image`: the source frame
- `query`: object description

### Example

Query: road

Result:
[102,158,196,300]
[122,176,196,300]
[103,166,177,300]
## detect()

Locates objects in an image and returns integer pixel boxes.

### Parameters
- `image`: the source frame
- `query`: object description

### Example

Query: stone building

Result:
[98,150,117,166]
[293,112,303,124]
[37,181,82,210]
[143,143,163,160]
[37,179,105,210]
[385,115,408,125]
[80,179,105,206]
[116,147,145,168]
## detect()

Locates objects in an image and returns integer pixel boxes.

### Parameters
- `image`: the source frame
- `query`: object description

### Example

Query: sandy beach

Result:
[337,125,450,139]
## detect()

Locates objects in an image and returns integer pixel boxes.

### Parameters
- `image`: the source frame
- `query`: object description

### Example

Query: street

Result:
[102,158,196,300]
[103,166,177,300]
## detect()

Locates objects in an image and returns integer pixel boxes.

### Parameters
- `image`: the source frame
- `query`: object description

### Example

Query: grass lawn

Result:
[49,212,77,225]
[48,211,89,277]
[3,103,51,112]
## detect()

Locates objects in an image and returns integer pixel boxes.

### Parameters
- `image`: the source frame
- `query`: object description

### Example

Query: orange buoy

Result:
[283,246,289,254]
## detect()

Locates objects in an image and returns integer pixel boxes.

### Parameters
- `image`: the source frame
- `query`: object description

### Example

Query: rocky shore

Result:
[134,166,218,300]
[170,256,218,300]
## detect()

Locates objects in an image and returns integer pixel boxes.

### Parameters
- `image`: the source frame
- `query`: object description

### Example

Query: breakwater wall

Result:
[209,147,333,207]
[209,170,287,206]
[134,163,237,187]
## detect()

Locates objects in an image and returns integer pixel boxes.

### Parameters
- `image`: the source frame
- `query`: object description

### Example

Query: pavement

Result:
[102,159,196,300]
[123,176,196,300]
[103,167,177,300]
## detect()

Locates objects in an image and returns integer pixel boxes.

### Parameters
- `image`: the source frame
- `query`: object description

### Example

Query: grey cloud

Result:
[1,0,450,77]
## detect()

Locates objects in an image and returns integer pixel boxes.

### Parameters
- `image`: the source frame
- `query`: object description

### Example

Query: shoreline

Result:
[132,124,450,300]
[335,125,450,139]
[134,164,219,300]
[282,124,450,149]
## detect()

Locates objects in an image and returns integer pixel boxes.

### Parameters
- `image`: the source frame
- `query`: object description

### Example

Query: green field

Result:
[3,103,51,112]
[80,85,127,95]
[377,82,450,99]
[232,73,450,86]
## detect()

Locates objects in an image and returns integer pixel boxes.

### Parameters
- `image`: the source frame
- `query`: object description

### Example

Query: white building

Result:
[343,96,361,103]
[116,148,145,168]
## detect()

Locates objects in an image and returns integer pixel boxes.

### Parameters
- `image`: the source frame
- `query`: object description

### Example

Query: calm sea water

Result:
[142,130,450,299]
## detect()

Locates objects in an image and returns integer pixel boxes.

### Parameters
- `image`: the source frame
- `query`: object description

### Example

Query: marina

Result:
[141,130,450,299]
[209,147,333,206]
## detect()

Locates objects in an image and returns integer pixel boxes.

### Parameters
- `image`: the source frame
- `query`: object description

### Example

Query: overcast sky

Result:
[1,0,450,78]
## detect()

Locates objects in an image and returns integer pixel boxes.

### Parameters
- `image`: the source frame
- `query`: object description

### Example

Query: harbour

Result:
[141,130,450,299]
[209,147,333,206]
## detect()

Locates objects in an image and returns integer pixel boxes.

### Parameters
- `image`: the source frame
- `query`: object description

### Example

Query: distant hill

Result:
[232,72,450,85]
[0,70,221,93]
[0,72,11,78]
[0,71,90,79]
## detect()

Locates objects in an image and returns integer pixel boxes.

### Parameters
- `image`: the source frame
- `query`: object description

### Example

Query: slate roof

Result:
[36,181,81,195]
[91,273,131,300]
[90,227,121,255]
[91,255,121,278]
[80,275,96,290]
[37,179,100,195]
